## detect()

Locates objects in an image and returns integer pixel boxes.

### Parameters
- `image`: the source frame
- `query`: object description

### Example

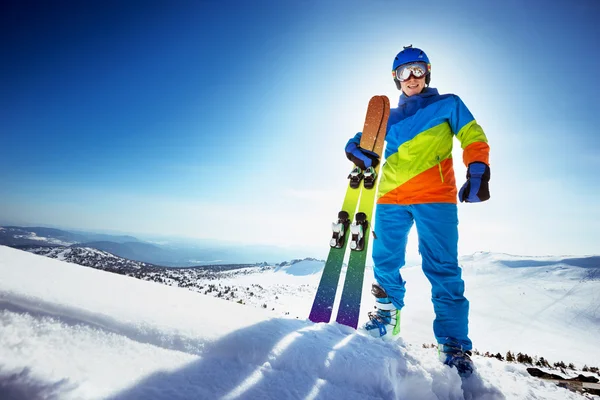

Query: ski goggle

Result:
[392,62,430,82]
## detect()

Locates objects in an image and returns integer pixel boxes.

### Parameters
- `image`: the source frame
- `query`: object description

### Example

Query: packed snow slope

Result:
[203,251,600,369]
[0,245,598,400]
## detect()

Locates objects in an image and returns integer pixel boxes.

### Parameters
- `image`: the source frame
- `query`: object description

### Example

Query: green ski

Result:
[309,96,387,324]
[335,95,389,329]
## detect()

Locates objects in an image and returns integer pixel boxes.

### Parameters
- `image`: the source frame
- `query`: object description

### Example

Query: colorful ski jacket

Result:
[348,88,489,204]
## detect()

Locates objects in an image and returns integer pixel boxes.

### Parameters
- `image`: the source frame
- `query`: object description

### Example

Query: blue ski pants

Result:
[372,203,472,350]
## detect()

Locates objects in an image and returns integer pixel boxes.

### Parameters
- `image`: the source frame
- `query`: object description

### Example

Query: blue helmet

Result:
[392,45,431,90]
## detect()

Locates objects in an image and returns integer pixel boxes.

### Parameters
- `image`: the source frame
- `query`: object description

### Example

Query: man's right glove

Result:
[345,140,380,170]
[459,162,491,203]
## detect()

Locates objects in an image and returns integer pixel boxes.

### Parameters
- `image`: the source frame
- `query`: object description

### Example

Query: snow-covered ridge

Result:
[463,251,599,273]
[11,244,600,370]
[274,258,325,276]
[1,226,76,246]
[15,246,321,315]
[1,245,598,400]
[23,246,150,271]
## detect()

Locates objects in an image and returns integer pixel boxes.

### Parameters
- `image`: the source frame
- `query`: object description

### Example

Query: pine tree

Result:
[538,357,549,368]
[506,351,515,362]
[554,360,567,369]
[525,354,533,364]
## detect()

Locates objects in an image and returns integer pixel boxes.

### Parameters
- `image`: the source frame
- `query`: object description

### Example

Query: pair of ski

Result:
[309,95,390,329]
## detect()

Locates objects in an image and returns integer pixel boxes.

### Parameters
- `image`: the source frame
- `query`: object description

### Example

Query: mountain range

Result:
[0,225,308,267]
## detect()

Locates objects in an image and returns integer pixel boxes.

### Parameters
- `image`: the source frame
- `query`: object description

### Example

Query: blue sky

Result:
[1,0,599,261]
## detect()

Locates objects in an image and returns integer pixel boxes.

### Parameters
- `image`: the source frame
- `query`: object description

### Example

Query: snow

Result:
[0,245,598,399]
[275,259,325,276]
[12,232,74,246]
[26,246,146,270]
[205,254,600,368]
[384,252,600,368]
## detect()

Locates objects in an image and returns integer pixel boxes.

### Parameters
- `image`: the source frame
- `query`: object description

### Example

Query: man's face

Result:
[400,76,426,97]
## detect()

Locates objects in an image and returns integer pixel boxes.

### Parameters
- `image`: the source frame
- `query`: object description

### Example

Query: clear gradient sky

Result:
[1,0,599,261]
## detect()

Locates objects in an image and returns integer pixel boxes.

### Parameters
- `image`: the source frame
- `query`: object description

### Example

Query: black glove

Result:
[345,141,380,170]
[459,162,490,203]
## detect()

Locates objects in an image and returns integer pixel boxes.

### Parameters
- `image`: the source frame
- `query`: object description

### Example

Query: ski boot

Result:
[438,339,474,378]
[363,283,401,340]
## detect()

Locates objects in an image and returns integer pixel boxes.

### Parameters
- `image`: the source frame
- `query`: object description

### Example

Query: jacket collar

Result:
[398,87,439,106]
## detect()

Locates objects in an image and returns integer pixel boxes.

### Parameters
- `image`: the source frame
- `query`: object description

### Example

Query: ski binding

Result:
[349,212,369,251]
[348,166,364,189]
[363,166,377,189]
[330,211,351,248]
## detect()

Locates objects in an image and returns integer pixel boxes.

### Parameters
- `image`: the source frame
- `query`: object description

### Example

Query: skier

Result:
[345,45,490,378]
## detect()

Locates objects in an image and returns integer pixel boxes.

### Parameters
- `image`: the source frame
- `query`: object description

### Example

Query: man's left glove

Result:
[345,141,380,170]
[459,162,491,203]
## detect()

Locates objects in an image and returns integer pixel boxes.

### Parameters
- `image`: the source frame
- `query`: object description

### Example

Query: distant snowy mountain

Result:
[22,245,154,273]
[274,258,324,276]
[1,245,599,400]
[0,226,139,247]
[462,252,600,281]
[0,225,180,266]
[0,226,82,246]
[73,240,171,265]
[0,225,313,266]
